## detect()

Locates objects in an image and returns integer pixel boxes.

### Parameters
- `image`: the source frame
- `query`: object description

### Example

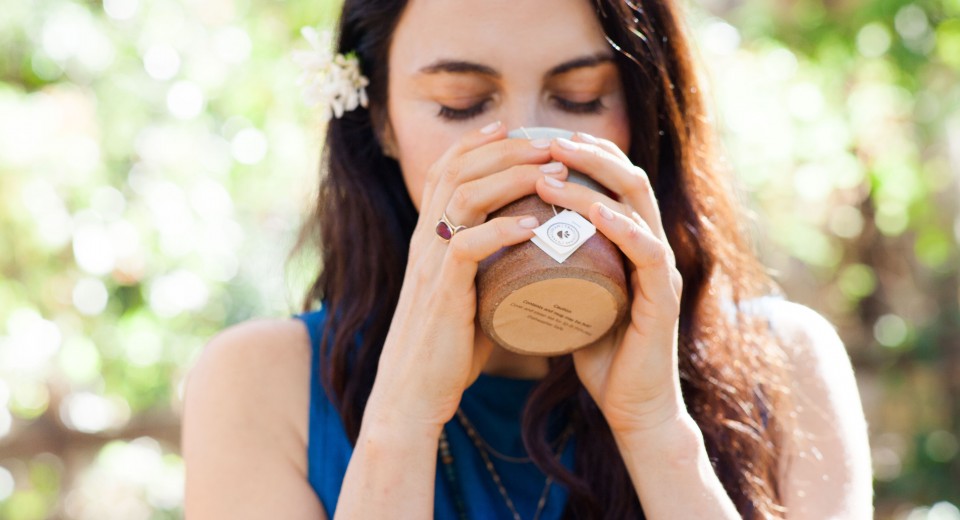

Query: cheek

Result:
[567,116,630,156]
[611,116,631,156]
[603,96,632,154]
[557,96,631,154]
[393,118,460,212]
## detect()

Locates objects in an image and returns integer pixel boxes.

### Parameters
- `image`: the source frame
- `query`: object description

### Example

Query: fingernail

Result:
[539,162,564,174]
[575,132,599,144]
[481,121,502,134]
[543,175,565,188]
[518,216,539,228]
[598,203,615,220]
[556,137,579,150]
[530,138,551,149]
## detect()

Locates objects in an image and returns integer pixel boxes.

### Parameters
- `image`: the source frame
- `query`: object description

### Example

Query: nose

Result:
[500,95,548,135]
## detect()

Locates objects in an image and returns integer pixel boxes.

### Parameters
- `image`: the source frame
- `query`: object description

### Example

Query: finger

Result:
[424,135,553,216]
[628,210,677,270]
[569,131,629,162]
[549,137,667,242]
[420,120,508,210]
[445,162,568,226]
[587,201,680,313]
[468,313,494,384]
[536,175,678,292]
[535,175,678,275]
[439,215,540,293]
[535,173,627,220]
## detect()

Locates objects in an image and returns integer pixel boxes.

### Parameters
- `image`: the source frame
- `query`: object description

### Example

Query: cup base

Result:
[479,270,626,356]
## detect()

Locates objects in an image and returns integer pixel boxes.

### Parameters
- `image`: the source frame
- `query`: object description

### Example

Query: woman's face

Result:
[382,0,631,210]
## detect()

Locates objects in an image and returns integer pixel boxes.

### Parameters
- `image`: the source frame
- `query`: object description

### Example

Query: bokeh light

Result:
[1,0,958,518]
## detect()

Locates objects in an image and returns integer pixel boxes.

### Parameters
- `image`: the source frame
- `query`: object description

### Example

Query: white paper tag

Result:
[530,209,597,263]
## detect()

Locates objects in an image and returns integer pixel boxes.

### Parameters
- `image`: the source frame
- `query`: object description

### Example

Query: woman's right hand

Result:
[363,120,567,435]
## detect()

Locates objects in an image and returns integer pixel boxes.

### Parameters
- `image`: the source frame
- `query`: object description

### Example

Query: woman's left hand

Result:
[534,132,686,437]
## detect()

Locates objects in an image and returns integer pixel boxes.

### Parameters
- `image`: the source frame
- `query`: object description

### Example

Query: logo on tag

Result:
[530,209,596,263]
[547,222,579,247]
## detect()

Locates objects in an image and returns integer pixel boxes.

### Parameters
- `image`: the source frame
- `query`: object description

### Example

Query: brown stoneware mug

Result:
[476,127,629,356]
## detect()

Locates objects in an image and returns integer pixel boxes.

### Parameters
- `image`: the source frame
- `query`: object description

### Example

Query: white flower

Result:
[292,26,370,122]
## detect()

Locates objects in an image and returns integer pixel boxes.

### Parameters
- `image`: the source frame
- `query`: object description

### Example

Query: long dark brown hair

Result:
[293,0,795,517]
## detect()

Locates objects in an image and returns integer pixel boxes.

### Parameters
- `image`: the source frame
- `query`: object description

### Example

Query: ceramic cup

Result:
[475,127,629,356]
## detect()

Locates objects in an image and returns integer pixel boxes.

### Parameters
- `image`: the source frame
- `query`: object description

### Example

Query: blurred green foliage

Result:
[0,0,957,518]
[697,0,960,516]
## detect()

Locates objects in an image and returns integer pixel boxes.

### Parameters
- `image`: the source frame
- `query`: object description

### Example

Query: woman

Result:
[182,0,874,518]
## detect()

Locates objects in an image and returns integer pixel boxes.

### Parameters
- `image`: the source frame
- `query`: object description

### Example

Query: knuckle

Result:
[601,140,625,157]
[640,241,668,267]
[626,221,644,241]
[408,251,433,283]
[650,243,669,265]
[498,141,516,162]
[444,157,464,182]
[414,263,432,286]
[585,145,605,162]
[447,233,474,261]
[450,184,473,212]
[422,176,436,198]
[626,168,652,196]
[520,164,545,184]
[671,268,684,293]
[666,244,677,264]
[493,219,511,245]
[425,164,441,185]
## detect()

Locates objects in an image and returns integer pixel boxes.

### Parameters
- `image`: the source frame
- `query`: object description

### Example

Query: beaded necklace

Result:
[438,407,575,520]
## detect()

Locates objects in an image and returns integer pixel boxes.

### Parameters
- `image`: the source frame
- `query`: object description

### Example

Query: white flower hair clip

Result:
[292,26,370,122]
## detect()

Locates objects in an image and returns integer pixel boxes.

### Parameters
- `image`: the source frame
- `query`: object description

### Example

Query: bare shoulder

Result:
[186,318,313,407]
[184,318,312,446]
[754,298,874,519]
[759,299,860,383]
[757,299,843,358]
[182,317,327,519]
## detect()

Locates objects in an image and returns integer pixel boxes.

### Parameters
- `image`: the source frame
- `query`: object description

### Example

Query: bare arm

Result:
[331,123,557,518]
[772,301,874,519]
[182,319,327,520]
[612,413,742,519]
[331,397,442,519]
[527,132,870,518]
[183,124,544,518]
[609,301,873,519]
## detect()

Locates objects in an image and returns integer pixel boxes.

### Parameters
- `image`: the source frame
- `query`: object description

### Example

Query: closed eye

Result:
[437,97,606,121]
[437,99,491,121]
[553,97,605,114]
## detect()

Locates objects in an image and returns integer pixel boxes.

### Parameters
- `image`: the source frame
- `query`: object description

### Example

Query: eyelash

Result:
[555,97,606,114]
[437,97,606,121]
[437,102,488,121]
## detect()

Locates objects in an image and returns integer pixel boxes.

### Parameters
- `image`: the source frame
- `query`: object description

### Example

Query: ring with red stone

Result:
[435,212,467,242]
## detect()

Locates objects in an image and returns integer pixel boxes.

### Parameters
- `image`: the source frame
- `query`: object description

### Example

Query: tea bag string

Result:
[520,126,559,217]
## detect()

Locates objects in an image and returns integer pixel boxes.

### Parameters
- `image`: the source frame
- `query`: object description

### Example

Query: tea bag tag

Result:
[530,209,597,263]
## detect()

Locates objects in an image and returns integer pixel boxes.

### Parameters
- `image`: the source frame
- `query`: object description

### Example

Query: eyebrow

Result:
[416,52,615,81]
[547,53,616,77]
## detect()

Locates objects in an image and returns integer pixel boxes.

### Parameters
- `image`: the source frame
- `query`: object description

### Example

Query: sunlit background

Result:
[0,0,957,518]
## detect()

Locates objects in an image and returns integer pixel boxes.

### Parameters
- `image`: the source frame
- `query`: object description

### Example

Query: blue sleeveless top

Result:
[296,306,576,519]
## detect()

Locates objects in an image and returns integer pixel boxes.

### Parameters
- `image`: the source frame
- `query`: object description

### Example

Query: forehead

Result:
[389,0,610,77]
